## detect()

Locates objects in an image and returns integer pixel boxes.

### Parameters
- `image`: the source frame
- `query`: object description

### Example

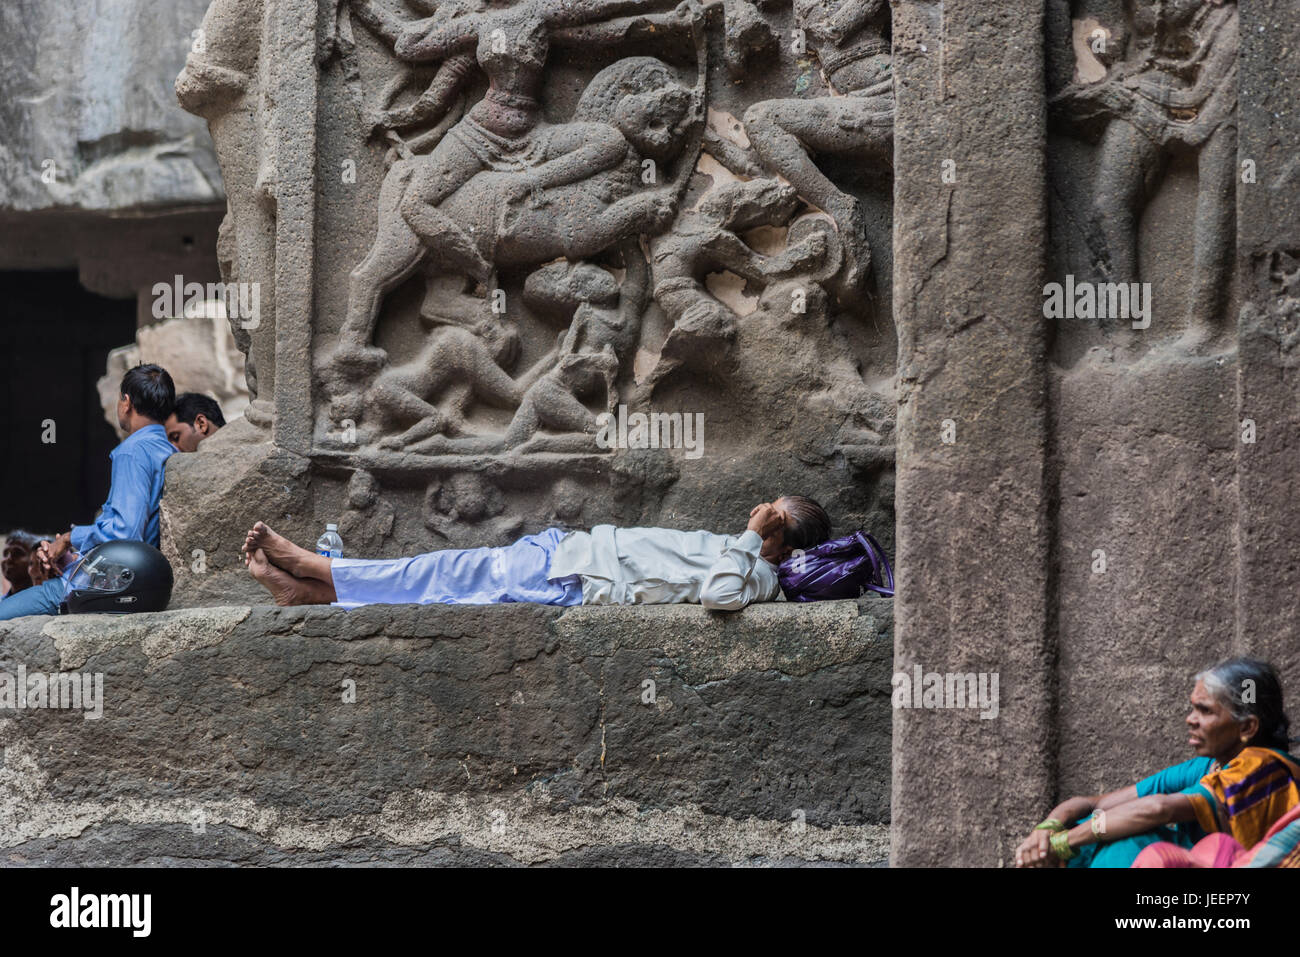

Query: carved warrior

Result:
[325,0,704,370]
[329,274,530,450]
[639,179,840,396]
[305,0,893,462]
[1054,0,1238,348]
[740,0,893,305]
[392,240,651,455]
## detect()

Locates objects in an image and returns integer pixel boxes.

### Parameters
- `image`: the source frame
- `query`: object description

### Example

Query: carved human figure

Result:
[339,470,397,551]
[458,60,697,269]
[327,276,539,449]
[344,0,480,155]
[1053,0,1238,348]
[423,473,522,546]
[408,243,649,455]
[640,178,835,394]
[742,0,892,305]
[322,60,700,434]
[720,0,779,79]
[545,476,590,527]
[332,0,701,370]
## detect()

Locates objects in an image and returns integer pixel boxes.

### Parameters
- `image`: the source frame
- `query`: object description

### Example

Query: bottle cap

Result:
[326,524,338,531]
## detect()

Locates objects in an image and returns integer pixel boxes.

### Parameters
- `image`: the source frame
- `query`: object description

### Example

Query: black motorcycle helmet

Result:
[59,540,174,615]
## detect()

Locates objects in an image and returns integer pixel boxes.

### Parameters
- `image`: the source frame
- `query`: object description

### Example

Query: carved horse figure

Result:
[327,0,705,373]
[322,53,704,405]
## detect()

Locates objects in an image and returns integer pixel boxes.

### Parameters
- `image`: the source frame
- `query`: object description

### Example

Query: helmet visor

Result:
[66,552,135,595]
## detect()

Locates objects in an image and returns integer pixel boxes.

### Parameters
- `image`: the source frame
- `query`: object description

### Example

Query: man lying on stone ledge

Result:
[243,496,830,612]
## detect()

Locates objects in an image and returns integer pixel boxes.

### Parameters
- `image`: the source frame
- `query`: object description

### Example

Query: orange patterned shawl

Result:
[1185,747,1300,849]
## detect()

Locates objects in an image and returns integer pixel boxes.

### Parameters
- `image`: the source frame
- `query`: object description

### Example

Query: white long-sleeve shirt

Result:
[547,525,780,610]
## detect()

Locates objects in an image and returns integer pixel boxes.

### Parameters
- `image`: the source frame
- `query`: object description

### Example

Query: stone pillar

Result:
[890,0,1052,866]
[268,0,318,455]
[1235,2,1300,690]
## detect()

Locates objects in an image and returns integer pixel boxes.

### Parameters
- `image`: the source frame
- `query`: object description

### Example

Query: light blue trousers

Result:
[330,527,584,608]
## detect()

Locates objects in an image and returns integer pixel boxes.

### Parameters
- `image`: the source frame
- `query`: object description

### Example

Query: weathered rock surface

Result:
[887,0,1300,867]
[159,417,313,609]
[0,598,892,866]
[890,0,1053,867]
[169,0,897,573]
[0,0,222,214]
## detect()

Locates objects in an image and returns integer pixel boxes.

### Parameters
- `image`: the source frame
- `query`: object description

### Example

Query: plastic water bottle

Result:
[316,523,343,558]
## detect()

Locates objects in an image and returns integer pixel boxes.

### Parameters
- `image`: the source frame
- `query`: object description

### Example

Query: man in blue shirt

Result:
[0,364,177,620]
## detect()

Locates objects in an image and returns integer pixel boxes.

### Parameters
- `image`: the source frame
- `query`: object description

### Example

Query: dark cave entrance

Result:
[0,271,136,535]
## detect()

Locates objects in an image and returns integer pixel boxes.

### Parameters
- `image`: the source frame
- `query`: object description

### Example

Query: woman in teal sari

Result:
[1015,657,1299,868]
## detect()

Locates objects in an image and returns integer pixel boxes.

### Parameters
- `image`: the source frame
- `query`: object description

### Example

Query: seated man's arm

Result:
[69,453,156,555]
[700,530,775,612]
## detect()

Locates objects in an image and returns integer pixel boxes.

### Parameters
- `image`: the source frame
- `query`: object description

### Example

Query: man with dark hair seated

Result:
[243,495,832,612]
[1,531,43,598]
[0,364,177,620]
[165,392,226,452]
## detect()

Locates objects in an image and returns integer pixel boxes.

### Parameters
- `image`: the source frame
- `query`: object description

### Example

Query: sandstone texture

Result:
[0,0,222,215]
[0,598,892,866]
[5,0,1297,872]
[887,0,1299,865]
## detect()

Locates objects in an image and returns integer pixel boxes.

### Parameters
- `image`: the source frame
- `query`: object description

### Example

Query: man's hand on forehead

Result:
[747,502,784,539]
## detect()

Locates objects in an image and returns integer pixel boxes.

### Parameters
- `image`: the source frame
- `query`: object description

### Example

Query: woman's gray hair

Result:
[1196,657,1292,750]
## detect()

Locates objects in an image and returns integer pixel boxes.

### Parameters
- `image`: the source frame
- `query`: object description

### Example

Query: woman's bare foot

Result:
[246,547,311,606]
[244,521,318,578]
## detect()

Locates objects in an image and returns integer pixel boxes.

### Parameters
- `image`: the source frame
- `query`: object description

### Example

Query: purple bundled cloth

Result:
[777,530,895,602]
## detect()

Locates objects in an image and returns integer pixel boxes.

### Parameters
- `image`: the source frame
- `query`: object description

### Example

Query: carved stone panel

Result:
[180,0,898,553]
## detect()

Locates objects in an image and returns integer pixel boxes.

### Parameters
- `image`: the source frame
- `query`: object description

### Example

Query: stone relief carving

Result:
[422,472,522,545]
[312,0,893,462]
[1052,0,1237,349]
[321,2,705,400]
[740,0,892,305]
[338,469,398,550]
[176,0,279,426]
[638,179,838,398]
[181,0,899,546]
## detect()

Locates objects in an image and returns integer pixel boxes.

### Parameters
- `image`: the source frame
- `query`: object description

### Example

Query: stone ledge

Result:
[0,597,893,866]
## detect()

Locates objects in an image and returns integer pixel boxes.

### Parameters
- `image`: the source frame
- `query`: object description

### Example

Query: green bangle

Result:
[1035,818,1066,832]
[1049,830,1076,861]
